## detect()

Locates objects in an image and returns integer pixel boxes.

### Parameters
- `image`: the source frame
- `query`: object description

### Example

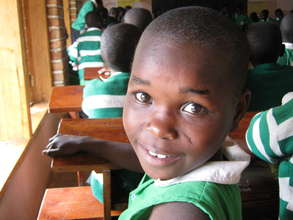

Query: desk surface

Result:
[84,67,103,80]
[51,118,127,172]
[49,85,84,113]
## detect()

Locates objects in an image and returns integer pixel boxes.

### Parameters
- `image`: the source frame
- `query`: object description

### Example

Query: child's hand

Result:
[43,134,88,157]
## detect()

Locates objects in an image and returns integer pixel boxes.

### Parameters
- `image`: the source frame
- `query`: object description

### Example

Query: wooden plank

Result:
[229,111,258,140]
[84,67,107,81]
[51,118,127,172]
[37,186,122,220]
[48,85,84,113]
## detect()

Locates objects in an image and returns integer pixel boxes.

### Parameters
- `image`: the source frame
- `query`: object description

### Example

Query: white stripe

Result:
[279,177,293,211]
[290,156,293,164]
[283,42,293,50]
[79,49,101,56]
[267,109,283,157]
[277,118,293,141]
[78,36,101,42]
[82,95,125,110]
[252,117,273,162]
[79,62,104,69]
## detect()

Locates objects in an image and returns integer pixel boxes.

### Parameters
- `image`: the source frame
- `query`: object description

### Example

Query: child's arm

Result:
[43,134,143,173]
[149,202,210,220]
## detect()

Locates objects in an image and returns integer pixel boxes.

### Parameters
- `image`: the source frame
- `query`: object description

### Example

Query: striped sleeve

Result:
[246,92,293,163]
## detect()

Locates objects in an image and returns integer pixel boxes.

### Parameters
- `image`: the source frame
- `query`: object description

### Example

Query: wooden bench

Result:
[37,186,122,220]
[38,118,127,220]
[48,85,84,119]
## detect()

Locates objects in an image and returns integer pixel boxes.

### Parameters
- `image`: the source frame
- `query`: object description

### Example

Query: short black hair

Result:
[247,22,283,65]
[85,10,103,28]
[123,8,153,31]
[136,6,249,95]
[260,9,269,20]
[280,12,293,43]
[101,23,142,72]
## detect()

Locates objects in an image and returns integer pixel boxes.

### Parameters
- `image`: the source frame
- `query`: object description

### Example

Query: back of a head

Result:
[101,23,142,72]
[123,8,153,31]
[247,22,282,65]
[85,10,103,28]
[135,6,249,96]
[260,9,269,20]
[280,12,293,43]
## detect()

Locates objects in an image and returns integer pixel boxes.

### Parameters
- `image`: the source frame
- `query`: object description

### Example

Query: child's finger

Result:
[42,148,62,157]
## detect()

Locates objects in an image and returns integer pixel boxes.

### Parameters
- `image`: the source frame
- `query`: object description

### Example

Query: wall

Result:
[0,0,31,140]
[0,113,61,220]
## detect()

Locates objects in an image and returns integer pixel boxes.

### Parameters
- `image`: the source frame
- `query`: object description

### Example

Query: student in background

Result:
[82,23,142,118]
[246,92,293,220]
[278,12,293,66]
[44,7,251,219]
[122,8,153,31]
[71,0,104,41]
[259,9,270,22]
[81,23,142,204]
[246,22,293,111]
[249,12,259,23]
[274,8,284,23]
[67,11,104,85]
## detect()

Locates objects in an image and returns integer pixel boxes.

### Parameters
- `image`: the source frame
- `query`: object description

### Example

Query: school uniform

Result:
[246,92,293,220]
[247,63,293,111]
[82,72,143,203]
[119,144,250,220]
[67,27,104,85]
[72,0,96,31]
[278,42,293,66]
[81,72,129,118]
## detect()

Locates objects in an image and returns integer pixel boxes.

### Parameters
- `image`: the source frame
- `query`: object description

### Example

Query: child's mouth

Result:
[148,150,171,159]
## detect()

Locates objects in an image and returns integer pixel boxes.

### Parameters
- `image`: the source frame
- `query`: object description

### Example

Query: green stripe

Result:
[279,136,293,155]
[259,111,278,159]
[279,198,293,219]
[86,108,123,118]
[273,99,293,124]
[246,113,272,162]
[278,160,293,178]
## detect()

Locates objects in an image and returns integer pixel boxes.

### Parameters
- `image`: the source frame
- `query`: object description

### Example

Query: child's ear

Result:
[231,89,251,132]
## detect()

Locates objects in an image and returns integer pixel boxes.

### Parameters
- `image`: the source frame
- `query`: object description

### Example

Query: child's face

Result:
[123,40,242,180]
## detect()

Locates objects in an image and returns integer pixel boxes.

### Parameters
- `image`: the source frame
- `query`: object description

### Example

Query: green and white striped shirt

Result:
[67,27,104,85]
[246,92,293,219]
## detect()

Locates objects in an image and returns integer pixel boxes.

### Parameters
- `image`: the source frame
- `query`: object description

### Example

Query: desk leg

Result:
[102,170,111,220]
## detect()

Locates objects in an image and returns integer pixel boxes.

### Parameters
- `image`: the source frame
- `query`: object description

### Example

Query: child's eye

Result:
[181,102,208,115]
[134,92,152,104]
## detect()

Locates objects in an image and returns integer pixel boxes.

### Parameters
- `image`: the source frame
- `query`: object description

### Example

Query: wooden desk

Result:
[51,118,128,173]
[50,117,127,220]
[84,67,102,80]
[48,85,84,118]
[84,67,111,81]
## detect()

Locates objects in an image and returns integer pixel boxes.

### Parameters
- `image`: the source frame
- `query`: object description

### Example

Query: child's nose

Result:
[146,116,178,140]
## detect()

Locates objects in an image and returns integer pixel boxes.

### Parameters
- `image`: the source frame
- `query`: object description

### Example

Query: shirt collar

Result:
[87,27,101,32]
[154,141,250,186]
[283,42,293,50]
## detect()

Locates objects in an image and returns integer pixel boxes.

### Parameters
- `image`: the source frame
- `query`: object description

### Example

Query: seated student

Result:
[274,8,284,23]
[82,23,142,119]
[68,10,104,85]
[44,7,251,219]
[81,23,142,203]
[246,22,293,111]
[71,0,104,41]
[259,9,271,22]
[246,92,293,220]
[122,8,153,31]
[278,12,293,66]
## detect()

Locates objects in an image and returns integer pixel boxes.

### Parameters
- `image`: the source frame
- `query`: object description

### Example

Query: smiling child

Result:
[44,6,251,220]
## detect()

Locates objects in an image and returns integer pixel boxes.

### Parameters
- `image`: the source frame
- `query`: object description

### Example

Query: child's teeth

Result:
[157,154,167,159]
[148,150,169,158]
